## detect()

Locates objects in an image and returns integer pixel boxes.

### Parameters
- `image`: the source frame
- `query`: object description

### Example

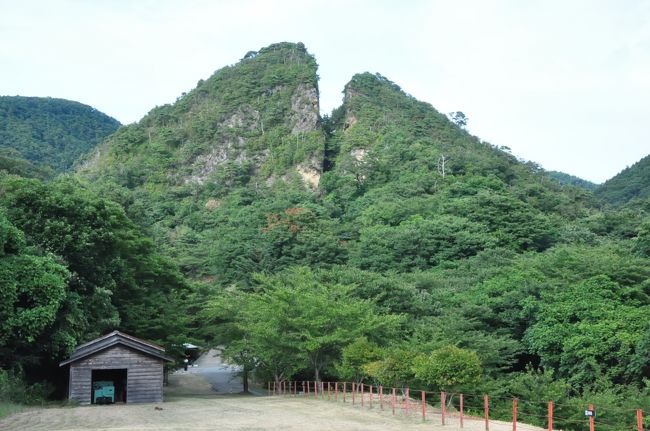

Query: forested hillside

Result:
[77,43,650,420]
[596,154,650,206]
[1,42,648,427]
[547,170,598,190]
[0,96,120,173]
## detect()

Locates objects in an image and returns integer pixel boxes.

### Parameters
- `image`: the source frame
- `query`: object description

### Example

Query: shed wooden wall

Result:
[68,345,164,404]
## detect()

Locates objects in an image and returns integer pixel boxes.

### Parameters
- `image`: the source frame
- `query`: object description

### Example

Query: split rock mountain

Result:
[77,42,613,281]
[1,42,649,416]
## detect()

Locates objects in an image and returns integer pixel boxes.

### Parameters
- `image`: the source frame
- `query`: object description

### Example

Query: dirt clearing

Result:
[0,351,542,431]
[0,394,543,431]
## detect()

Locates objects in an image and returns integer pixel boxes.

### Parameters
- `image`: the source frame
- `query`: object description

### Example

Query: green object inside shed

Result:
[93,380,115,404]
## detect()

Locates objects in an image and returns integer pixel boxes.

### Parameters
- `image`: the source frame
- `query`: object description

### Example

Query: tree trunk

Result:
[242,366,249,393]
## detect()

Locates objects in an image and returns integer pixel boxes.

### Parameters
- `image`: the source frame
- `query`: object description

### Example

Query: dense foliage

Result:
[0,174,190,398]
[2,42,648,429]
[596,154,650,206]
[547,170,598,190]
[0,96,120,173]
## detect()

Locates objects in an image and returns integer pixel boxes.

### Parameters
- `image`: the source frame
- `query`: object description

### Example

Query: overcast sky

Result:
[1,0,648,183]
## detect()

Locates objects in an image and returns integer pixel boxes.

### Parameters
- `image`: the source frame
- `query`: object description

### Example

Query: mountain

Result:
[596,154,650,206]
[81,42,323,188]
[79,43,599,281]
[0,96,120,173]
[0,42,647,416]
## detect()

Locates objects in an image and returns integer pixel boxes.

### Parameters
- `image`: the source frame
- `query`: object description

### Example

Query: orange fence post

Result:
[441,392,446,425]
[484,394,490,431]
[267,381,270,396]
[548,401,553,431]
[460,394,464,428]
[335,382,339,401]
[589,404,595,431]
[637,409,643,431]
[361,383,364,407]
[513,398,517,431]
[421,391,426,421]
[392,387,396,415]
[370,385,373,408]
[380,386,383,410]
[328,382,331,400]
[343,382,347,402]
[321,381,324,399]
[352,383,356,405]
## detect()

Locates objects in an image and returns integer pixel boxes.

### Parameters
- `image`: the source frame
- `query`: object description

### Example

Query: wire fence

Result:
[266,380,647,431]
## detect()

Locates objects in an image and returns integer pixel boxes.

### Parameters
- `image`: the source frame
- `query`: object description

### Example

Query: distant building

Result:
[60,331,172,404]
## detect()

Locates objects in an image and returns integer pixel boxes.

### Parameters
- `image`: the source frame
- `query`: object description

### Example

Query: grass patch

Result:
[0,401,26,419]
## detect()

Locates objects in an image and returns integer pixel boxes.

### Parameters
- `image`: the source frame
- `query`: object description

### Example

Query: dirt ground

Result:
[0,394,545,431]
[0,350,543,431]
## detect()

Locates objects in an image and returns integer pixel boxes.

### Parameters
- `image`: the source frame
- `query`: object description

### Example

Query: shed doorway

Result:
[91,369,127,404]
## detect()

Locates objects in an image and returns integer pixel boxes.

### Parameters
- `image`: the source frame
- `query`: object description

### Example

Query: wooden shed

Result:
[59,331,173,404]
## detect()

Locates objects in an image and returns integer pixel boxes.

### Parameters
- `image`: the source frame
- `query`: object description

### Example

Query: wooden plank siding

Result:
[69,345,164,404]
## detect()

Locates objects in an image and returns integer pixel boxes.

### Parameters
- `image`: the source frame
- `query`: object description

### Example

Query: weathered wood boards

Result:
[60,331,172,404]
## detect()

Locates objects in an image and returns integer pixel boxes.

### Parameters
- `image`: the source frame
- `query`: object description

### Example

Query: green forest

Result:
[0,43,648,429]
[0,96,120,175]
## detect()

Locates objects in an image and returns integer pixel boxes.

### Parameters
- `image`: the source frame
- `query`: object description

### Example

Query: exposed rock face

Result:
[222,106,260,131]
[78,148,102,172]
[296,163,321,189]
[204,199,222,211]
[290,84,319,134]
[186,137,246,185]
[350,148,367,162]
[85,42,326,193]
[343,114,358,130]
[185,82,321,186]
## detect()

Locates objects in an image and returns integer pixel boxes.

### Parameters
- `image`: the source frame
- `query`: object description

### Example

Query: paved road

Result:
[193,349,244,394]
[171,349,245,395]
